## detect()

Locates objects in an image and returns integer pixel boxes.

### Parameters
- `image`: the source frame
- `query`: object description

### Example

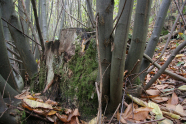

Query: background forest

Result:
[1,0,186,123]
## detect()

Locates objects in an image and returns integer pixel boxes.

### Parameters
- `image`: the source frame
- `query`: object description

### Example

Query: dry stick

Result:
[110,0,127,36]
[6,41,17,49]
[9,57,23,64]
[174,0,186,25]
[1,18,41,47]
[143,53,186,82]
[82,5,95,28]
[52,2,64,41]
[2,70,13,98]
[136,118,165,124]
[31,0,45,53]
[7,47,21,59]
[108,103,121,124]
[22,0,42,55]
[62,4,88,28]
[96,15,102,124]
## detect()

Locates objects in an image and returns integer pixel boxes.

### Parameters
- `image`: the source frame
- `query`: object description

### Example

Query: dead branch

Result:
[143,53,186,82]
[7,47,21,59]
[30,0,45,53]
[9,57,23,64]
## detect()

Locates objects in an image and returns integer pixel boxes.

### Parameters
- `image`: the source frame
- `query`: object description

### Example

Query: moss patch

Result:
[64,38,98,117]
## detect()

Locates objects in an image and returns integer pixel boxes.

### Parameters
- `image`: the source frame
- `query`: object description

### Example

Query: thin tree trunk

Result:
[85,0,95,28]
[2,0,38,78]
[41,0,48,42]
[125,0,152,84]
[0,5,18,91]
[140,0,171,83]
[110,0,134,112]
[96,0,114,109]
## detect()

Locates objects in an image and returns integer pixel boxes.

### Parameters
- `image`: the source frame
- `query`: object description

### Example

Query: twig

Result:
[1,18,40,47]
[9,57,23,64]
[110,0,127,36]
[2,70,13,98]
[30,0,45,53]
[96,15,102,124]
[174,0,186,25]
[108,103,121,124]
[7,47,21,59]
[6,41,16,48]
[47,0,53,28]
[136,118,165,124]
[82,5,95,28]
[20,111,33,123]
[62,4,88,28]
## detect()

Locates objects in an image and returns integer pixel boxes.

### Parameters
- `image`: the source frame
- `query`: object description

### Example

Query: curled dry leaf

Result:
[155,84,168,90]
[56,113,69,123]
[47,110,57,116]
[22,102,33,111]
[46,115,57,122]
[14,91,30,99]
[127,94,148,107]
[33,109,45,116]
[67,109,80,122]
[45,99,58,106]
[23,98,53,109]
[65,109,72,114]
[162,111,181,119]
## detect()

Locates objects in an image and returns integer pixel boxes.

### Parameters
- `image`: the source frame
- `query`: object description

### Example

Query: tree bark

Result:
[125,0,152,84]
[41,0,48,42]
[0,5,18,90]
[96,0,114,108]
[110,0,134,112]
[140,0,171,83]
[85,0,95,28]
[2,0,38,78]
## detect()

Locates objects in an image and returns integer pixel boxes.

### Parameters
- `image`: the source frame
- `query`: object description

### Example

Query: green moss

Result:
[66,39,98,115]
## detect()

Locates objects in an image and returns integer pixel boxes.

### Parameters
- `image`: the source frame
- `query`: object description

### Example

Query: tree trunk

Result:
[1,0,38,78]
[96,0,114,108]
[59,0,66,39]
[0,5,18,91]
[41,0,48,42]
[109,0,134,112]
[125,0,152,85]
[140,0,171,83]
[85,0,95,28]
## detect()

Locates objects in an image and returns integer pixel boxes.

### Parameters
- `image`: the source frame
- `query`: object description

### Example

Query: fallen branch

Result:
[143,53,186,82]
[159,31,178,42]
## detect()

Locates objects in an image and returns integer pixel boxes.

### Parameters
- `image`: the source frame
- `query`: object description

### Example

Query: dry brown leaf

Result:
[46,115,57,122]
[175,104,186,116]
[22,102,33,111]
[146,90,160,96]
[47,110,57,116]
[151,97,169,103]
[155,84,168,89]
[33,109,45,115]
[45,99,58,106]
[14,91,30,99]
[167,92,178,105]
[56,113,69,123]
[67,109,80,121]
[116,111,126,123]
[128,111,149,121]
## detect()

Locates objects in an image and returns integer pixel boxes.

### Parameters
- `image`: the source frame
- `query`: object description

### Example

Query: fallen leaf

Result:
[146,89,161,96]
[178,85,186,91]
[116,111,126,123]
[23,98,53,109]
[56,113,69,123]
[88,117,97,124]
[176,54,184,58]
[155,84,168,90]
[175,104,186,116]
[162,111,181,119]
[127,94,148,107]
[47,110,57,115]
[151,97,169,103]
[148,101,162,115]
[167,92,178,105]
[33,109,45,115]
[45,99,58,106]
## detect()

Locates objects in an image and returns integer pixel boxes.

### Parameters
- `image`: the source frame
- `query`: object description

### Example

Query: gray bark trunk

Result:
[140,0,171,83]
[59,0,66,38]
[86,0,95,28]
[2,0,38,77]
[41,0,48,42]
[109,0,134,112]
[96,0,114,107]
[125,0,152,84]
[0,6,19,91]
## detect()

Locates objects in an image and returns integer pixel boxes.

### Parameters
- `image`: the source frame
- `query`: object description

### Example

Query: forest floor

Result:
[13,34,186,124]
